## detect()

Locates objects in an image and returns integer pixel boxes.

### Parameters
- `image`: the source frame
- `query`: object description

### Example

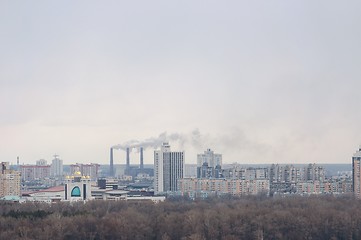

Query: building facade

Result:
[20,164,51,181]
[197,149,222,168]
[51,155,63,177]
[0,162,21,197]
[197,149,222,178]
[154,142,184,194]
[353,147,361,199]
[70,163,100,180]
[178,178,269,198]
[64,171,92,202]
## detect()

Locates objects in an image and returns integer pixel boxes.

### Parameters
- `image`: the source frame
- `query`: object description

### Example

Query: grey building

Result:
[154,142,184,194]
[51,155,63,177]
[197,149,222,178]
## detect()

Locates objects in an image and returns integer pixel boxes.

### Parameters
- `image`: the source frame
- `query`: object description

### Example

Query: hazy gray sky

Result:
[1,1,361,165]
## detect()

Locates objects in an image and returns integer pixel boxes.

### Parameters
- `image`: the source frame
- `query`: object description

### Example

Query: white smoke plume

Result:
[111,131,187,151]
[111,128,269,157]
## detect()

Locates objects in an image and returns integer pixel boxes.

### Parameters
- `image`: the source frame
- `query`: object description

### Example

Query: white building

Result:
[51,155,63,177]
[22,186,65,203]
[154,142,184,194]
[64,171,92,202]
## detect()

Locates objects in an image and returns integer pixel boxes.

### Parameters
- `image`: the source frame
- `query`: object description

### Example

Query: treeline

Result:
[0,195,360,240]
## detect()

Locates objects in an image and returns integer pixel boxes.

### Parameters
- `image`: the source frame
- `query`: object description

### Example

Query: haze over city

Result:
[1,1,361,165]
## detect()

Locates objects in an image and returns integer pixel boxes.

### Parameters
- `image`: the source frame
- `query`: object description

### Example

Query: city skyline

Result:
[1,1,361,165]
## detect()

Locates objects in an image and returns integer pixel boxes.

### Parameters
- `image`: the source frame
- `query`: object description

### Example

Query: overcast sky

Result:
[1,1,361,165]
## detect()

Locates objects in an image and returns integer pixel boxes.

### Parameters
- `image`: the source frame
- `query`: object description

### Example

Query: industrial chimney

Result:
[110,148,114,177]
[126,147,130,169]
[140,147,144,170]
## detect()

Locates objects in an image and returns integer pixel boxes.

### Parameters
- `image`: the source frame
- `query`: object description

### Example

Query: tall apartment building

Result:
[269,164,324,184]
[197,149,222,178]
[154,142,184,194]
[306,163,325,182]
[70,163,100,180]
[352,146,361,199]
[0,162,21,197]
[51,155,63,177]
[36,159,47,166]
[197,149,222,168]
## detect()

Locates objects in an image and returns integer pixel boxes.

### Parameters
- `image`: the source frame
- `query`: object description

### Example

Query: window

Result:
[71,186,81,197]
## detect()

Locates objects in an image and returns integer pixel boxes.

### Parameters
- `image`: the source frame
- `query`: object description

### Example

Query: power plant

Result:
[109,146,151,178]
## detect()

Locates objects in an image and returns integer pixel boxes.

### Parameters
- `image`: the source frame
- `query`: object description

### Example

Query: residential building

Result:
[305,163,325,182]
[51,155,63,177]
[70,163,100,180]
[20,164,51,181]
[0,162,21,197]
[154,142,184,194]
[222,166,268,180]
[178,178,269,197]
[36,159,47,166]
[353,146,361,199]
[197,149,222,178]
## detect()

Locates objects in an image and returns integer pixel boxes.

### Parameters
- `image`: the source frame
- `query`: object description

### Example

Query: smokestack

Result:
[126,147,130,169]
[110,148,114,177]
[140,147,144,169]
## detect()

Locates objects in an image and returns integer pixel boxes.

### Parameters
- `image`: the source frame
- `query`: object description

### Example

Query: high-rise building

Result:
[36,159,47,166]
[305,163,325,182]
[70,163,100,180]
[352,146,361,199]
[154,142,184,194]
[197,149,222,168]
[0,162,21,197]
[197,149,222,178]
[51,155,63,177]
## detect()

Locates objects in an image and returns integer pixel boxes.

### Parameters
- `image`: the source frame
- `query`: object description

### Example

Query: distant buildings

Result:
[222,165,268,180]
[269,163,325,184]
[154,142,184,194]
[0,162,21,198]
[50,155,63,177]
[197,149,222,178]
[20,160,51,181]
[178,178,269,198]
[352,146,361,199]
[269,163,353,196]
[178,160,352,198]
[70,163,100,180]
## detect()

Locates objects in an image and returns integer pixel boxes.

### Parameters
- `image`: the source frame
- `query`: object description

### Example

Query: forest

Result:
[0,195,360,240]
